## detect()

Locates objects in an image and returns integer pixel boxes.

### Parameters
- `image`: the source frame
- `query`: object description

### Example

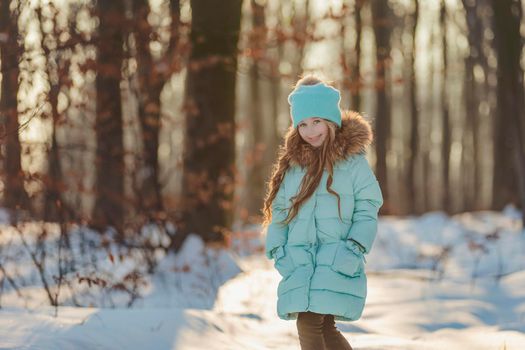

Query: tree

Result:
[492,0,525,224]
[131,0,181,218]
[172,0,243,250]
[405,0,419,214]
[371,1,392,214]
[92,0,126,231]
[244,0,267,221]
[36,2,73,222]
[348,0,364,111]
[461,0,486,211]
[440,0,451,212]
[0,0,30,216]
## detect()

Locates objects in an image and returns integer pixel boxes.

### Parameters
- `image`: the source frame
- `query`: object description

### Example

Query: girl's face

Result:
[297,117,329,147]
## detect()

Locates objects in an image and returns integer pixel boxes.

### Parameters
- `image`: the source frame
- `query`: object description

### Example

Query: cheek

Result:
[298,128,306,139]
[317,124,329,137]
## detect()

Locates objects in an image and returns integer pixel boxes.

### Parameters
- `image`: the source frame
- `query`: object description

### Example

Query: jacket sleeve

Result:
[346,154,383,254]
[264,182,289,260]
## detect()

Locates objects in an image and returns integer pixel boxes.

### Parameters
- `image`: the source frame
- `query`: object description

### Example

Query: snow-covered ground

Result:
[0,207,524,349]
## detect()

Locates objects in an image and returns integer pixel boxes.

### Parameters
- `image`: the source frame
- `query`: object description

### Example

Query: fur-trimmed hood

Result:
[284,110,374,168]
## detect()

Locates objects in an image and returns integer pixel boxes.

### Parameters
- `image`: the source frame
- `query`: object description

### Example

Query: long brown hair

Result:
[262,75,342,227]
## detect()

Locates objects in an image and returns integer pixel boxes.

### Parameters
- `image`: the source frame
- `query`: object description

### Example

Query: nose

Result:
[303,125,316,137]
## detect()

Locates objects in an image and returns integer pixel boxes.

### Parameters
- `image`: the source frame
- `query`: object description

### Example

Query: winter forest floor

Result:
[0,208,524,349]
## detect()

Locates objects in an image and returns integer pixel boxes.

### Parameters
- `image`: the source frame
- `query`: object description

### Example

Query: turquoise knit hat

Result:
[287,82,342,128]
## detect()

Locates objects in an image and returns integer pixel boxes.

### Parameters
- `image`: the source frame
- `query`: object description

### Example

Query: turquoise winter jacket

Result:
[265,111,383,322]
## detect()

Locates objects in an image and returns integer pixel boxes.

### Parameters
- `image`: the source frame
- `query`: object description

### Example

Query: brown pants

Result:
[296,311,353,350]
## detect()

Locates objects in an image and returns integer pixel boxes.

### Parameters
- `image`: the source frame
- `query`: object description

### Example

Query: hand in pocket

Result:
[331,240,364,278]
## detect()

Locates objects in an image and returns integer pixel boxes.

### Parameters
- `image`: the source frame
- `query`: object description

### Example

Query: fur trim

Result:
[284,110,373,167]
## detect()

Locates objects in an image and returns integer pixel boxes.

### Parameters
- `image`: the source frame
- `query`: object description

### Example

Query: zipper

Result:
[306,191,319,310]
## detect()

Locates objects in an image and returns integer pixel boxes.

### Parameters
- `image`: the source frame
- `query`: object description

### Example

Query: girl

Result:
[263,75,383,350]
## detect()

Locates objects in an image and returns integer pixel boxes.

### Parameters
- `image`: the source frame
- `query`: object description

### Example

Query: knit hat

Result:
[287,82,342,128]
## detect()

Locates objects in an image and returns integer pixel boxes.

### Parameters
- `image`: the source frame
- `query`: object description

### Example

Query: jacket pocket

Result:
[331,240,364,278]
[273,245,296,278]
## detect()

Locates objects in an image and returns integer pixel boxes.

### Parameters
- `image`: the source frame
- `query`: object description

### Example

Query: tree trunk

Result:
[267,2,284,212]
[172,0,242,251]
[133,0,163,215]
[492,0,525,224]
[341,0,362,111]
[291,0,309,79]
[245,0,267,221]
[462,61,476,211]
[36,4,70,222]
[440,0,451,213]
[351,0,363,111]
[131,0,181,218]
[269,2,283,154]
[0,1,30,217]
[371,1,392,214]
[462,0,485,211]
[407,0,419,214]
[92,0,126,231]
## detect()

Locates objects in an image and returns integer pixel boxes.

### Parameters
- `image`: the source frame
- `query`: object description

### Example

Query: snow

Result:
[0,207,524,349]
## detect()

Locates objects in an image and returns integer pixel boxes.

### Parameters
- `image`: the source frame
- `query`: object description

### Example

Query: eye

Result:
[298,123,306,128]
[313,119,320,124]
